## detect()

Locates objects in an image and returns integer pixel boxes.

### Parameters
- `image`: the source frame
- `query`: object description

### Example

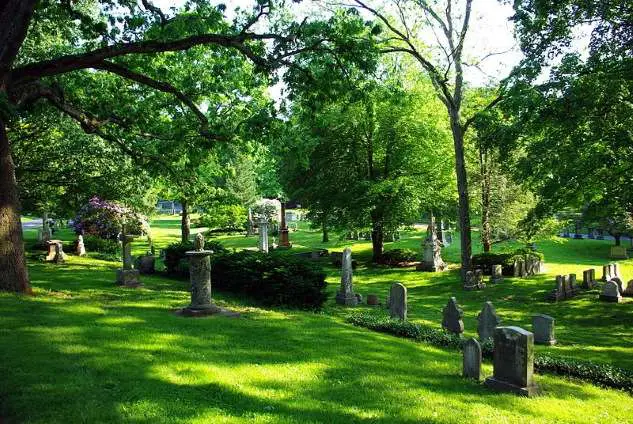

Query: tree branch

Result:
[463,94,504,132]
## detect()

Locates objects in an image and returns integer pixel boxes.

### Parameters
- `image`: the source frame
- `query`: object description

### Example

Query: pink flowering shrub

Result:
[73,197,149,240]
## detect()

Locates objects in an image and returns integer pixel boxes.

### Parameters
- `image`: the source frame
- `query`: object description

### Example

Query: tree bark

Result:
[371,215,384,263]
[0,118,31,293]
[479,149,491,253]
[322,222,329,243]
[450,112,472,278]
[181,199,190,244]
[615,234,621,246]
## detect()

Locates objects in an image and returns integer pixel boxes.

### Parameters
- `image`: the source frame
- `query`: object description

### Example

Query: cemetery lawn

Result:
[1,219,632,423]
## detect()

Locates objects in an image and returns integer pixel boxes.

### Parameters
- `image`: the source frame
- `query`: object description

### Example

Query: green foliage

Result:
[377,248,418,266]
[198,205,246,231]
[471,248,544,275]
[72,197,149,240]
[81,235,119,255]
[211,251,328,309]
[162,240,227,276]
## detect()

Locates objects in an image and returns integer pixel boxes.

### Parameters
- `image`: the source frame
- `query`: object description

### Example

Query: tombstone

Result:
[611,263,622,280]
[610,246,628,259]
[135,254,156,274]
[416,215,446,272]
[45,240,66,263]
[610,277,624,295]
[490,264,503,284]
[257,219,269,253]
[600,280,622,303]
[246,208,255,236]
[177,234,239,317]
[335,248,359,306]
[463,338,482,381]
[484,326,538,397]
[582,269,597,289]
[622,280,633,297]
[568,273,579,294]
[442,297,464,335]
[532,314,556,345]
[115,234,141,287]
[477,301,501,342]
[367,294,380,306]
[513,259,520,277]
[519,259,527,277]
[389,283,407,320]
[602,264,612,282]
[76,234,86,257]
[547,275,566,301]
[278,202,292,248]
[463,270,486,291]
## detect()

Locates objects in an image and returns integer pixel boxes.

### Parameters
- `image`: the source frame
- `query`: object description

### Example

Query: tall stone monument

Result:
[116,234,141,287]
[335,247,359,306]
[76,234,86,257]
[442,297,464,335]
[278,202,292,248]
[477,301,501,342]
[257,219,269,253]
[485,326,538,397]
[416,214,446,272]
[389,283,407,320]
[246,208,255,236]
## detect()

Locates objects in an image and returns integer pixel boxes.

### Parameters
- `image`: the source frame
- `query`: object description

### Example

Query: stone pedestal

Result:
[278,202,292,248]
[116,234,141,287]
[45,240,66,263]
[416,215,446,272]
[257,220,269,253]
[76,235,86,256]
[335,247,359,306]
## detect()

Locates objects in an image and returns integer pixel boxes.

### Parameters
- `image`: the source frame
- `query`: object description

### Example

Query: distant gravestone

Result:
[257,220,269,253]
[45,240,66,263]
[366,294,379,306]
[532,314,556,345]
[582,269,597,289]
[76,234,86,257]
[568,274,578,293]
[610,246,628,259]
[442,297,464,335]
[600,280,622,303]
[389,283,407,320]
[477,301,501,342]
[116,234,141,287]
[416,215,446,272]
[623,280,633,298]
[463,338,482,381]
[484,326,538,397]
[602,264,613,282]
[490,264,503,284]
[463,270,485,291]
[335,247,359,306]
[612,263,622,280]
[610,277,624,294]
[547,275,566,301]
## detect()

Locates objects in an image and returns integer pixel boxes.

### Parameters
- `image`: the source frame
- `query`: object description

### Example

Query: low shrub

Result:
[347,312,633,393]
[378,248,418,266]
[162,240,227,277]
[471,248,545,275]
[196,204,246,231]
[211,251,328,309]
[79,235,120,255]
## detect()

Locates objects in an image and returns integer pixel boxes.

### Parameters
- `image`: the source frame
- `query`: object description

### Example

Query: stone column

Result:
[335,247,359,306]
[257,220,269,253]
[278,202,291,248]
[116,234,141,287]
[246,208,255,236]
[76,234,86,256]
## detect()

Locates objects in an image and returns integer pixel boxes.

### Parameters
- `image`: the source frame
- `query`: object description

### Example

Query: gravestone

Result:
[484,326,538,397]
[602,264,613,282]
[389,283,407,320]
[463,338,482,381]
[45,240,66,263]
[177,234,239,317]
[115,234,141,287]
[490,264,503,284]
[623,280,633,297]
[477,301,501,342]
[582,269,597,289]
[610,277,624,294]
[610,246,628,259]
[612,263,622,280]
[257,219,269,253]
[135,254,156,274]
[76,234,86,256]
[278,202,292,248]
[600,280,622,303]
[532,314,556,345]
[463,269,486,291]
[335,248,359,306]
[568,274,579,294]
[442,297,464,335]
[547,275,571,301]
[367,294,379,306]
[246,208,255,236]
[416,215,446,272]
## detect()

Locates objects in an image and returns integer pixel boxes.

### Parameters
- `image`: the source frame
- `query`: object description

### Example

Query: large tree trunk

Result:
[614,234,621,246]
[371,216,384,263]
[322,221,329,243]
[180,199,190,244]
[450,112,472,278]
[480,149,491,253]
[0,118,30,293]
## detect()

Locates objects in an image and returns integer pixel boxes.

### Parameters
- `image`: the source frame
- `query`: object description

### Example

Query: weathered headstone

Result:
[600,280,622,303]
[623,280,633,297]
[610,277,624,294]
[547,275,566,301]
[610,246,628,259]
[45,240,66,263]
[463,270,485,291]
[257,219,269,253]
[463,338,482,381]
[602,264,613,282]
[477,301,501,342]
[76,234,86,256]
[246,208,255,236]
[416,215,446,272]
[490,264,503,284]
[532,314,556,345]
[135,254,156,274]
[116,234,141,287]
[484,326,538,397]
[582,269,597,289]
[568,273,578,294]
[442,297,464,335]
[389,283,407,320]
[335,247,359,306]
[278,202,292,248]
[366,294,379,306]
[612,263,622,280]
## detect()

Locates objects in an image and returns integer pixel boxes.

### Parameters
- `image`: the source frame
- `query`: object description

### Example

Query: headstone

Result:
[416,215,446,272]
[490,264,503,284]
[568,273,578,294]
[610,246,628,259]
[442,297,464,335]
[547,275,566,301]
[519,259,526,277]
[532,314,556,345]
[389,283,407,320]
[463,270,486,291]
[45,240,66,263]
[484,326,538,397]
[582,269,596,289]
[246,208,255,236]
[76,235,86,256]
[257,219,269,253]
[623,280,633,297]
[602,264,612,282]
[463,338,482,381]
[599,280,622,303]
[136,255,156,274]
[611,263,622,280]
[116,234,141,287]
[335,247,359,306]
[610,277,624,294]
[278,202,292,248]
[477,301,501,342]
[367,294,379,306]
[513,259,520,277]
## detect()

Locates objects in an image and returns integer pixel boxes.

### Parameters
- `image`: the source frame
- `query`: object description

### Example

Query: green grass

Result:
[2,218,633,422]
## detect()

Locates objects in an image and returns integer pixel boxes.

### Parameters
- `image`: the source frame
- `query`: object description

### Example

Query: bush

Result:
[162,240,227,277]
[73,197,149,240]
[471,248,544,275]
[197,204,246,231]
[80,235,119,255]
[348,312,633,393]
[378,248,418,266]
[211,251,328,309]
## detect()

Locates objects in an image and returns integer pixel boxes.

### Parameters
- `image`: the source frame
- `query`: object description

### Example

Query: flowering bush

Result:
[72,197,149,240]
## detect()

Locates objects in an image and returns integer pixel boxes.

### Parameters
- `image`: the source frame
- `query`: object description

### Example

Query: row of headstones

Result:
[512,257,543,278]
[43,235,86,263]
[547,264,633,302]
[600,263,633,303]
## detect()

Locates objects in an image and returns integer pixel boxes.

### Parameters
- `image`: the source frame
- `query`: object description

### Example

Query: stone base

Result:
[484,377,538,397]
[599,294,622,303]
[335,292,359,306]
[175,303,240,318]
[116,269,142,287]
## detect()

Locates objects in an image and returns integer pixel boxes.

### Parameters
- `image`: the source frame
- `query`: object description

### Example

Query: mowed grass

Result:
[1,217,632,423]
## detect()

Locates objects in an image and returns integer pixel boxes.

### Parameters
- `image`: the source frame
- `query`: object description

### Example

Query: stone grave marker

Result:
[600,280,622,303]
[416,215,446,272]
[76,234,86,257]
[442,297,464,335]
[484,326,538,397]
[477,301,501,342]
[45,240,66,263]
[582,269,597,289]
[602,264,613,282]
[257,219,269,253]
[623,280,633,297]
[116,234,141,287]
[389,283,407,320]
[532,314,556,345]
[335,248,359,306]
[490,264,503,284]
[463,338,482,381]
[610,246,628,259]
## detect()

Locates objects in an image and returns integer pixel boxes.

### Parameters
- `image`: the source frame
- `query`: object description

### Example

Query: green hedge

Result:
[81,235,119,255]
[347,312,633,393]
[471,248,544,275]
[377,248,418,266]
[211,251,328,309]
